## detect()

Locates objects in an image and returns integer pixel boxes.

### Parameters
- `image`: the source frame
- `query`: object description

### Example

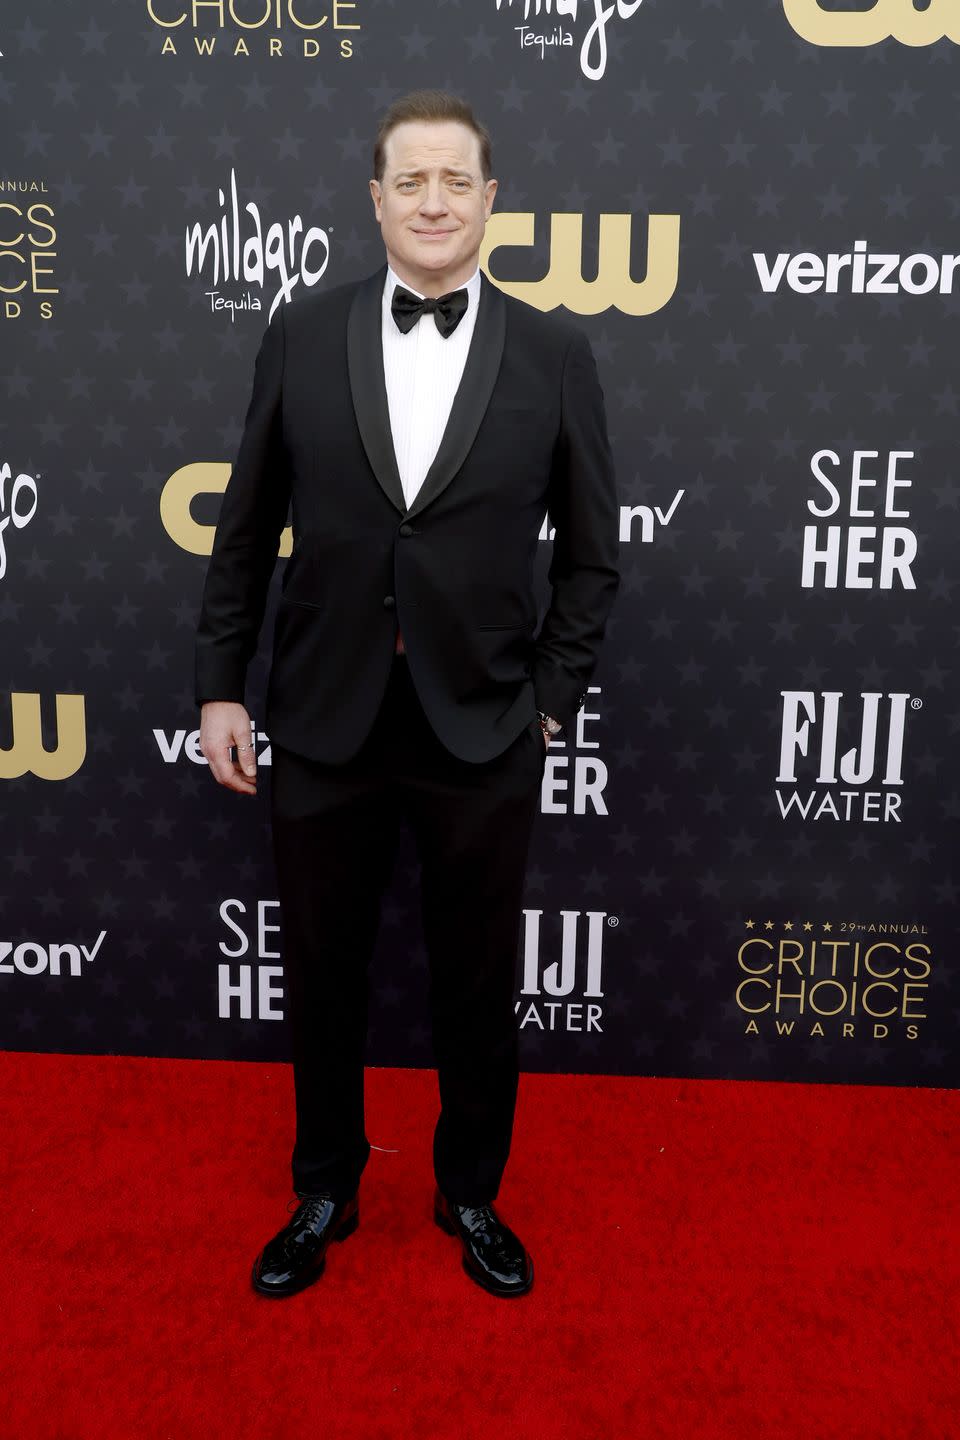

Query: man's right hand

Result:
[200,701,258,795]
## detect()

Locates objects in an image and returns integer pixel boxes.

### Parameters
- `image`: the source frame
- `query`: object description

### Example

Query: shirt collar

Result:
[384,262,482,312]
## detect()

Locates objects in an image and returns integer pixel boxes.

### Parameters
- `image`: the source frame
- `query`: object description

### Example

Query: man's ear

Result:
[484,178,498,219]
[369,178,382,221]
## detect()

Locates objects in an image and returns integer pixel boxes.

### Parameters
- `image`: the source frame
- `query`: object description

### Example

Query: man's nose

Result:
[419,182,448,215]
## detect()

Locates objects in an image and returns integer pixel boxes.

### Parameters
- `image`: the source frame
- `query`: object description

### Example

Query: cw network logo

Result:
[0,930,106,977]
[755,242,960,298]
[481,211,680,316]
[783,0,958,47]
[0,693,86,781]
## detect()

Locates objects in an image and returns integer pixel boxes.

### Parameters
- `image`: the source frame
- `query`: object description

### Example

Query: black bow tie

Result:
[391,284,469,338]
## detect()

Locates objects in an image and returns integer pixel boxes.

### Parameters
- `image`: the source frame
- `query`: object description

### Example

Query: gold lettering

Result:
[193,0,226,22]
[0,202,25,248]
[26,203,56,248]
[147,0,188,26]
[777,939,805,976]
[289,0,327,29]
[0,250,26,295]
[228,0,272,29]
[861,981,898,1019]
[737,938,772,974]
[481,211,680,317]
[863,941,900,979]
[736,978,771,1014]
[0,693,86,781]
[903,942,932,980]
[333,0,360,29]
[29,252,57,294]
[900,983,927,1019]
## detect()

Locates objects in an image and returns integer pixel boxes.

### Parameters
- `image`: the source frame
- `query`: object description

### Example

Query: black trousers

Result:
[270,653,546,1206]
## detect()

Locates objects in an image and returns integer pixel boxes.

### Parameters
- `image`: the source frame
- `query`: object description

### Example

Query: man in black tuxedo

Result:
[196,90,619,1299]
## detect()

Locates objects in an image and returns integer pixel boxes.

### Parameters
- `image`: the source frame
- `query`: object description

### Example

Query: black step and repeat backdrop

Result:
[1,0,956,1086]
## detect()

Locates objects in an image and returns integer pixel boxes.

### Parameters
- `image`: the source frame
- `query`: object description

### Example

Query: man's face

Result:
[369,120,497,294]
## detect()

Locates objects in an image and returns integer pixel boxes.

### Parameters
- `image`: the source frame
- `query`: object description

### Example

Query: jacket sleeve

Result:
[532,328,621,729]
[194,304,291,706]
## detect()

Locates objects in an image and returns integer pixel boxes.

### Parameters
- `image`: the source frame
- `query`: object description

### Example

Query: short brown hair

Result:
[373,89,493,183]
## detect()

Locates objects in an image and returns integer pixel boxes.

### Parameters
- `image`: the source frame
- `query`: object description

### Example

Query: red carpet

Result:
[3,1051,957,1440]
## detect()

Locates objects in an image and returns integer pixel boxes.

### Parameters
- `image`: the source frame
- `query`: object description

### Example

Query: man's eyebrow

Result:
[393,167,475,179]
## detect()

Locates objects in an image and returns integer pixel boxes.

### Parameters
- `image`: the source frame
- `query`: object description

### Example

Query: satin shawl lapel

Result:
[347,265,405,515]
[406,272,506,522]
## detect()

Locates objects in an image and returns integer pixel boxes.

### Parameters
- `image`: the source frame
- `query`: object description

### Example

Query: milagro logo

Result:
[185,169,330,321]
[775,690,920,823]
[0,930,106,977]
[517,907,615,1033]
[754,241,960,297]
[0,459,39,579]
[147,0,360,59]
[494,0,646,80]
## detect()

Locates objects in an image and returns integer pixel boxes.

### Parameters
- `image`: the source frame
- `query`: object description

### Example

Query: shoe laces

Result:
[458,1203,503,1243]
[288,1193,333,1227]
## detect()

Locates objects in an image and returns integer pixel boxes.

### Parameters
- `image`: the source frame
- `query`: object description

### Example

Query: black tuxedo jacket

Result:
[195,265,620,764]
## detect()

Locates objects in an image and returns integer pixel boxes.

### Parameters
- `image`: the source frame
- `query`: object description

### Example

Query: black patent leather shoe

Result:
[434,1188,534,1297]
[251,1190,359,1297]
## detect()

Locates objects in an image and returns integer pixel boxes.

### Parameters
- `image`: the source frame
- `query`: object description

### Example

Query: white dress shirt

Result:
[381,263,482,510]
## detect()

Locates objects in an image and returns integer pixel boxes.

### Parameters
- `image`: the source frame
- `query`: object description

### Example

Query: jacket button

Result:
[383,595,396,610]
[398,523,413,537]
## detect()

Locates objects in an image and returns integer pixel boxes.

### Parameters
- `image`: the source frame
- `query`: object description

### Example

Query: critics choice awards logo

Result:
[0,180,58,321]
[185,169,331,321]
[147,0,360,58]
[494,0,647,79]
[735,918,931,1043]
